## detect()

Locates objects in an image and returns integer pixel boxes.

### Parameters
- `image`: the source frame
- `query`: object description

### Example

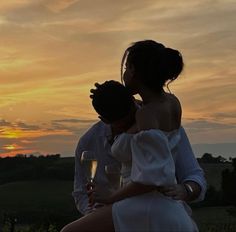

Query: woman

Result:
[61,40,199,232]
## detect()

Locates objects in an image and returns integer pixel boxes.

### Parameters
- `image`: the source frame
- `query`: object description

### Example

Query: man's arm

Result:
[72,139,90,215]
[94,127,206,204]
[173,127,207,202]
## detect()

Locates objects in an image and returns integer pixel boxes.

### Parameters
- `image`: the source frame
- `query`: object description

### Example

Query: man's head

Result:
[90,80,136,132]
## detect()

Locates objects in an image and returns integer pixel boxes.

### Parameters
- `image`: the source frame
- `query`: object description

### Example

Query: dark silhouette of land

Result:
[0,153,236,231]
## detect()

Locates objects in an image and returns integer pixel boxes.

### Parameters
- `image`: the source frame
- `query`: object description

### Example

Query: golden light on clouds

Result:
[0,127,73,139]
[0,0,235,157]
[1,128,22,139]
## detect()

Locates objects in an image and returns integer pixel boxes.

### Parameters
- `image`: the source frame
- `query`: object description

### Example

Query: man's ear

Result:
[98,116,110,124]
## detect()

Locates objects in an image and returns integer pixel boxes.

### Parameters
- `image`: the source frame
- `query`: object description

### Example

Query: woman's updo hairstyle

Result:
[121,40,184,91]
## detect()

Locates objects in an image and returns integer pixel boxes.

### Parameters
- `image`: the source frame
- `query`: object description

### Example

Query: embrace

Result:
[61,40,207,232]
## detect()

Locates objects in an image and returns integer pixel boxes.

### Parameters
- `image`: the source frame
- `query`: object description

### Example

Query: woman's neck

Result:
[138,87,166,105]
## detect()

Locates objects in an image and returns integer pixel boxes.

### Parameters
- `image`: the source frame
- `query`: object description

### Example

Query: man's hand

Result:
[161,181,201,201]
[160,184,188,201]
[89,83,100,99]
[88,184,113,206]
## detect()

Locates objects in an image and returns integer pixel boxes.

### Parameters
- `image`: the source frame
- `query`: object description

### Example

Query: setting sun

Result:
[3,144,16,150]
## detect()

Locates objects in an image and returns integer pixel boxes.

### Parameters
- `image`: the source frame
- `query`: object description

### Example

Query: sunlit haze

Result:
[0,0,235,158]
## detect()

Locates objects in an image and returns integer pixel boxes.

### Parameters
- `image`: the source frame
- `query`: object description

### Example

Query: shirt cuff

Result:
[182,177,207,202]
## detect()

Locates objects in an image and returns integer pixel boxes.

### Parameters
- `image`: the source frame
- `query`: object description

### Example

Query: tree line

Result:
[0,154,74,185]
[196,155,236,209]
[197,152,232,163]
[1,153,235,207]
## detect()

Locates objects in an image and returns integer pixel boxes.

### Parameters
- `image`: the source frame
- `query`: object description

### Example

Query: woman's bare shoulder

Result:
[168,93,182,120]
[135,108,159,131]
[135,93,182,131]
[167,92,181,104]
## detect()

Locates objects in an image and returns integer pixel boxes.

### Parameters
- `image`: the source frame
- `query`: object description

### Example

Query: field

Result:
[0,160,235,231]
[200,163,233,190]
[0,180,236,231]
[0,180,79,230]
[193,207,236,232]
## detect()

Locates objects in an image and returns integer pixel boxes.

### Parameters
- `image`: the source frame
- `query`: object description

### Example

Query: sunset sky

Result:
[0,0,235,158]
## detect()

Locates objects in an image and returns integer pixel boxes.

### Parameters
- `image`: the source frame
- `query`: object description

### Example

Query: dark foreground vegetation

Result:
[0,153,236,231]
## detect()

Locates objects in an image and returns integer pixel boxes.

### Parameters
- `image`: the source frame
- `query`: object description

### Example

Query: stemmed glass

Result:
[105,164,122,191]
[81,151,98,190]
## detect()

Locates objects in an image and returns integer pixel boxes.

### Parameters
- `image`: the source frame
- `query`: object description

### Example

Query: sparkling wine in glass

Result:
[81,151,98,190]
[105,164,121,190]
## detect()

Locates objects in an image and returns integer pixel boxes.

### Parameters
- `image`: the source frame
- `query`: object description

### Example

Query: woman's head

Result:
[121,40,184,94]
[90,80,136,131]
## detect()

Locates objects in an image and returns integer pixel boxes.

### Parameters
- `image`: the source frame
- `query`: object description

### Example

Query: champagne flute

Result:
[81,151,98,190]
[105,164,122,191]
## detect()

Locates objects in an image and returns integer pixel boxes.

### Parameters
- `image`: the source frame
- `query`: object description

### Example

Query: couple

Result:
[61,40,206,231]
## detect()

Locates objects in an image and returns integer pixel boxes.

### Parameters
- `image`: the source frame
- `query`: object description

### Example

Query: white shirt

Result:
[72,121,206,215]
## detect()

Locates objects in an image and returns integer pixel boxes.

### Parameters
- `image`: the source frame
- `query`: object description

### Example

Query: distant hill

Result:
[0,156,74,185]
[192,143,236,159]
[0,155,234,192]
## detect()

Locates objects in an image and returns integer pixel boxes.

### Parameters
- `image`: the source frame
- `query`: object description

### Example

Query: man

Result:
[72,81,206,215]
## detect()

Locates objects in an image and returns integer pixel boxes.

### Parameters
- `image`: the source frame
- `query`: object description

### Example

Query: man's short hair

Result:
[91,80,135,122]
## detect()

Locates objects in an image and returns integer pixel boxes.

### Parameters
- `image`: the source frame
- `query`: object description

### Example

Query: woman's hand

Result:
[161,182,201,201]
[160,184,188,200]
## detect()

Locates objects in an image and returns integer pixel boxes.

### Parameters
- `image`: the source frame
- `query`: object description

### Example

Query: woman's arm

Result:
[94,181,157,204]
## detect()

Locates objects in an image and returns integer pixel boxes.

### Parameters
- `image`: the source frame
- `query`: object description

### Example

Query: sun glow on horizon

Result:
[3,144,17,150]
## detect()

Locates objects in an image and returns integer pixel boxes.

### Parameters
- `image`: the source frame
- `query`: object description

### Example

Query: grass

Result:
[1,178,236,231]
[0,180,80,229]
[0,180,75,211]
[200,163,233,190]
[193,206,236,232]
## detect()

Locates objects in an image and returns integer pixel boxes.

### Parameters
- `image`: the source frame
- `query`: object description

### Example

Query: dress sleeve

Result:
[130,130,176,186]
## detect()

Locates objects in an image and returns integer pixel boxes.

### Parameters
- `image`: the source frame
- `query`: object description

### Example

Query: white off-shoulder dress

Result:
[111,129,198,232]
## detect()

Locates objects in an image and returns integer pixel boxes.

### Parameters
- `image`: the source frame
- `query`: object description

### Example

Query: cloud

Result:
[0,119,40,130]
[192,142,236,158]
[43,0,79,13]
[51,118,96,136]
[182,118,236,144]
[0,1,32,12]
[0,120,81,157]
[212,112,236,120]
[0,117,90,157]
[0,118,73,139]
[16,122,41,131]
[0,119,12,127]
[52,118,97,123]
[184,120,235,131]
[15,133,83,156]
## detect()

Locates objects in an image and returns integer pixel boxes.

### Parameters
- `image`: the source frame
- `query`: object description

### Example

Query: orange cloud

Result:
[0,126,72,139]
[43,0,79,13]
